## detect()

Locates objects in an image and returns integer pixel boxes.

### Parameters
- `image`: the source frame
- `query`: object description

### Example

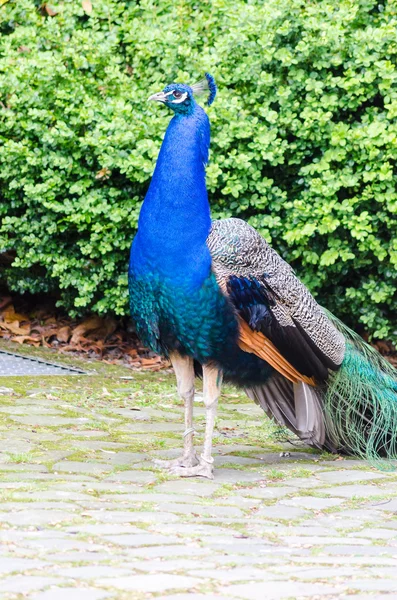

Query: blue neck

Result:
[131,103,212,287]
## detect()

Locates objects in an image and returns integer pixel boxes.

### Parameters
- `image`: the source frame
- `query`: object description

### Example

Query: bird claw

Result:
[168,459,214,479]
[153,452,199,469]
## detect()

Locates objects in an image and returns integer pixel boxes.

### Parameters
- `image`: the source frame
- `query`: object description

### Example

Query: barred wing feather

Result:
[207,218,345,383]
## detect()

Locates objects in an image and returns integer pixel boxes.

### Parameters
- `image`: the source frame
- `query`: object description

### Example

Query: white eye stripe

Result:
[171,92,188,104]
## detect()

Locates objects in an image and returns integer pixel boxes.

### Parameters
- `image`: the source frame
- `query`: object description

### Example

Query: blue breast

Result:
[130,104,212,290]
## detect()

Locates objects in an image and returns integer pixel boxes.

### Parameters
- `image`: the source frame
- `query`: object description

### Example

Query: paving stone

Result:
[104,470,157,483]
[213,468,267,483]
[154,479,221,496]
[239,486,292,499]
[0,576,66,593]
[275,525,340,537]
[148,523,235,536]
[280,496,345,509]
[105,533,183,547]
[96,573,200,591]
[253,504,310,520]
[53,565,132,579]
[97,492,211,504]
[92,452,150,466]
[54,482,138,493]
[251,451,319,464]
[112,408,151,420]
[316,469,388,484]
[349,580,397,592]
[316,484,392,498]
[0,501,76,511]
[13,490,92,501]
[115,545,210,559]
[1,472,96,482]
[84,510,180,523]
[341,596,397,600]
[10,415,90,426]
[67,524,143,535]
[30,589,111,600]
[157,595,231,600]
[297,555,397,566]
[221,580,341,599]
[271,565,366,579]
[368,498,397,512]
[53,461,113,473]
[0,557,49,574]
[187,567,270,582]
[0,510,76,526]
[70,440,130,450]
[351,528,397,540]
[64,430,110,437]
[278,535,372,546]
[329,508,388,521]
[212,455,267,466]
[123,422,183,432]
[124,559,216,572]
[50,551,124,563]
[161,502,243,518]
[0,463,49,472]
[325,545,395,556]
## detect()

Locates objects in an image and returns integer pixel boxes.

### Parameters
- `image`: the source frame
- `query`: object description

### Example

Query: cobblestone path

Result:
[0,354,397,600]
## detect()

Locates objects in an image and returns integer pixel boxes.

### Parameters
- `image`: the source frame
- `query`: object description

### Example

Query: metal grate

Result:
[0,350,86,376]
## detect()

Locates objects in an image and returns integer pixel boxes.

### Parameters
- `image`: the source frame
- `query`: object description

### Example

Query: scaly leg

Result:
[154,352,199,469]
[170,365,222,479]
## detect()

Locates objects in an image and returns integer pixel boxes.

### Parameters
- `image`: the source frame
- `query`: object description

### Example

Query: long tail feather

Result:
[324,310,397,469]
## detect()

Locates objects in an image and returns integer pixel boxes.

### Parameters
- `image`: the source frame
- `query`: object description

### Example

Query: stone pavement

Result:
[0,365,397,599]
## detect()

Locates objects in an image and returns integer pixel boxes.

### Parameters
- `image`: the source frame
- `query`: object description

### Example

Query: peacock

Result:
[128,74,397,479]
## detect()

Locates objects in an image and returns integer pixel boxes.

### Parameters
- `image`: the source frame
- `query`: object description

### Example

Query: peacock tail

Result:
[324,310,397,468]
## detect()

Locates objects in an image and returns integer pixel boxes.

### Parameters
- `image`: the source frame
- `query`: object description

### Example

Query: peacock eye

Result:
[173,91,182,99]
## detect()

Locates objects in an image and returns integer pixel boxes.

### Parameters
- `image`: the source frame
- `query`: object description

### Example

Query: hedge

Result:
[1,0,397,341]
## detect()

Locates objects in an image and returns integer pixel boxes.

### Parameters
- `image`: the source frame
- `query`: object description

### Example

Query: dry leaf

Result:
[70,316,104,344]
[57,326,72,343]
[95,167,111,179]
[43,4,58,16]
[0,321,31,335]
[82,0,92,15]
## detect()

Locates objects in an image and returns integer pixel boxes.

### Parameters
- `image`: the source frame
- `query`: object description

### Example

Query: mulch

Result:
[0,292,396,371]
[0,293,169,371]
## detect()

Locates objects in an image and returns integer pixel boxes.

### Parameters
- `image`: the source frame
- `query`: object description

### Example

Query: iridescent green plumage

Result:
[324,311,397,468]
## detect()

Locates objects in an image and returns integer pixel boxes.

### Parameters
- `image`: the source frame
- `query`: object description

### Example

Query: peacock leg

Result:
[154,353,199,469]
[170,365,222,479]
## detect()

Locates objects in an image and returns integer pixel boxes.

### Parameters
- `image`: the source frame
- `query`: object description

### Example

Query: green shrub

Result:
[1,0,397,340]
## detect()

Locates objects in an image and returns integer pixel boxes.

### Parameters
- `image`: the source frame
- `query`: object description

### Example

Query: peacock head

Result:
[148,73,217,116]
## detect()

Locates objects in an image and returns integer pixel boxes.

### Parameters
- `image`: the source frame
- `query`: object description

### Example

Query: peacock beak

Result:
[148,91,168,103]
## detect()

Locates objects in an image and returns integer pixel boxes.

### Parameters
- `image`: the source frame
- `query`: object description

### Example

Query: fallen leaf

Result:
[70,316,104,344]
[42,3,58,16]
[12,335,41,346]
[57,326,72,343]
[0,321,31,336]
[82,0,92,15]
[95,167,111,179]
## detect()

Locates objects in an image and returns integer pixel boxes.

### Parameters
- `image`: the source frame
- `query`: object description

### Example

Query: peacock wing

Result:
[207,218,346,383]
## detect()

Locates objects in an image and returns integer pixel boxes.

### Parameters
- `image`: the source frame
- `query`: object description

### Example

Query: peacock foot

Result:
[153,451,199,469]
[168,458,214,479]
